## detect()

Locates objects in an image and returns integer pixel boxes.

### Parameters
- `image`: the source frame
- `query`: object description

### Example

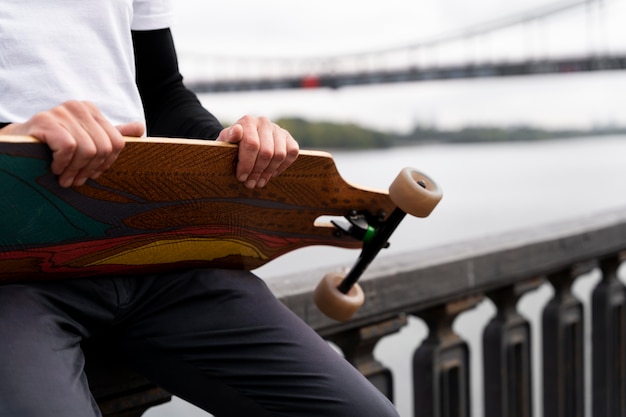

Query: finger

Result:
[239,118,275,188]
[216,124,253,182]
[218,122,269,187]
[272,132,300,177]
[46,131,79,183]
[83,121,144,180]
[53,101,127,187]
[226,118,262,184]
[20,112,79,178]
[58,128,100,187]
[85,124,131,180]
[117,121,145,138]
[11,101,132,188]
[216,123,243,144]
[85,112,134,176]
[255,125,288,187]
[61,102,120,186]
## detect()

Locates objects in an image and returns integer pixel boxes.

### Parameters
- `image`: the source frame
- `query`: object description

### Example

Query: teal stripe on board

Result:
[0,154,109,246]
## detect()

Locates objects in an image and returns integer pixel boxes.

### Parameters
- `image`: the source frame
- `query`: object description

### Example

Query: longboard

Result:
[0,136,442,319]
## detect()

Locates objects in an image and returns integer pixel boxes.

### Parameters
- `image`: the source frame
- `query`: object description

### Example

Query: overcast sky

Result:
[169,0,626,131]
[171,0,623,56]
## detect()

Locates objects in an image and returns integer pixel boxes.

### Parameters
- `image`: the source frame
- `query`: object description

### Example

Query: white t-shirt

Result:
[0,0,173,126]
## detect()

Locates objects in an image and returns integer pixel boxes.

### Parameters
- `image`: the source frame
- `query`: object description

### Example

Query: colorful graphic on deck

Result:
[1,139,394,282]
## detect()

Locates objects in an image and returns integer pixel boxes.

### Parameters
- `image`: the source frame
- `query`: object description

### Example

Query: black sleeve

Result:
[132,29,224,139]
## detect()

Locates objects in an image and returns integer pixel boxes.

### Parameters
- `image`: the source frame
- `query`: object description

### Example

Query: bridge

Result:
[184,0,626,93]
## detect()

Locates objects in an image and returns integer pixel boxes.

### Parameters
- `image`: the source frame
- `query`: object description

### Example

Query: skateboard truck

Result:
[330,210,388,245]
[334,207,405,294]
[314,168,443,322]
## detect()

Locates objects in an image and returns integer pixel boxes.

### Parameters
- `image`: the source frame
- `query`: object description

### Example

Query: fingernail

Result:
[257,178,267,188]
[61,177,74,188]
[239,174,248,182]
[245,180,257,189]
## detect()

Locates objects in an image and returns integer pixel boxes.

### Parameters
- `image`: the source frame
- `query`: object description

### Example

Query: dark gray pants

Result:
[0,270,398,417]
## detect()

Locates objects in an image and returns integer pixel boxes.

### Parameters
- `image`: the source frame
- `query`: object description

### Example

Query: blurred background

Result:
[146,1,626,416]
[171,0,626,131]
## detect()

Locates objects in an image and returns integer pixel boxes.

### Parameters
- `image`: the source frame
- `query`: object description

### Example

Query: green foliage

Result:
[401,124,626,145]
[267,117,626,150]
[276,117,397,149]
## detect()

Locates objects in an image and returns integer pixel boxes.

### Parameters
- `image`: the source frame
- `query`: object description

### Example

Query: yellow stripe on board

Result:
[86,238,267,266]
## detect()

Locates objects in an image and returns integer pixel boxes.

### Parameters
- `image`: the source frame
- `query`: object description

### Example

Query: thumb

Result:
[216,124,243,143]
[117,121,145,138]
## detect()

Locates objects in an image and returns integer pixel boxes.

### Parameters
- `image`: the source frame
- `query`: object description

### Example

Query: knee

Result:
[0,286,98,417]
[0,285,49,338]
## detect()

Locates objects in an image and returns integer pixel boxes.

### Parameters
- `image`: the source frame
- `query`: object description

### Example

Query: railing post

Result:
[330,315,407,401]
[543,267,585,417]
[411,296,480,417]
[592,254,626,417]
[483,279,541,417]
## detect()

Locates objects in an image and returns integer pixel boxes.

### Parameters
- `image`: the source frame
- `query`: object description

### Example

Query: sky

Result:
[169,0,626,132]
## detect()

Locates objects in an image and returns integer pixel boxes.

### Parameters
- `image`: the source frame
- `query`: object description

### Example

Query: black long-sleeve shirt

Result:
[132,28,224,139]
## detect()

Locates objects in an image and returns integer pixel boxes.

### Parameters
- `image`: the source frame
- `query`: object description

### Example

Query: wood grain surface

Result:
[0,136,396,281]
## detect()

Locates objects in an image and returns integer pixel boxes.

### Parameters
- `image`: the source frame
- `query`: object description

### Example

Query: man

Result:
[0,1,399,416]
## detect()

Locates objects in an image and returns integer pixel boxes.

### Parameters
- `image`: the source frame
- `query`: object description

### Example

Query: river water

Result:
[146,135,626,417]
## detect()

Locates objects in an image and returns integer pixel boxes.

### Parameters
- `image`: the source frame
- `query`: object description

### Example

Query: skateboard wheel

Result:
[313,272,364,322]
[389,168,442,217]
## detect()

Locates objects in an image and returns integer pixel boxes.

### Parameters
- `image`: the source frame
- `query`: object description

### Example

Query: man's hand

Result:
[0,100,144,187]
[216,115,299,189]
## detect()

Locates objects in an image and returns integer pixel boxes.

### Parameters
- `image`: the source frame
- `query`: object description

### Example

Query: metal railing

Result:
[86,207,626,417]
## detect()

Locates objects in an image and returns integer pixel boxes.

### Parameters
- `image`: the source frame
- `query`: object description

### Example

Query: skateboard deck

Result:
[0,136,419,282]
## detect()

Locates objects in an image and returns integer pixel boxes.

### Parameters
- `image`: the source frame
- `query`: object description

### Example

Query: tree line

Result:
[273,117,626,150]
